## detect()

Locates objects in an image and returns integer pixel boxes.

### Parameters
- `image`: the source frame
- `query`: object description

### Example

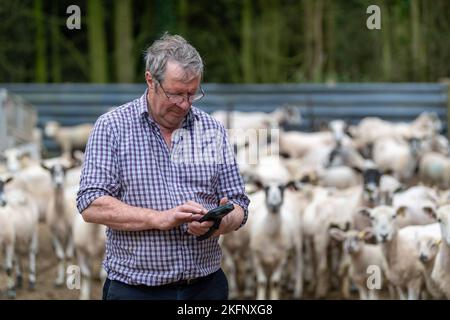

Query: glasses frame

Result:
[156,80,205,104]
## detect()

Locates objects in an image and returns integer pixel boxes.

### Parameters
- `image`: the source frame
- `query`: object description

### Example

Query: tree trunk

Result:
[177,0,188,36]
[411,0,426,80]
[34,0,47,83]
[325,0,336,82]
[155,0,175,36]
[88,0,108,83]
[51,1,61,82]
[241,0,254,83]
[381,0,392,81]
[312,0,324,82]
[114,0,135,83]
[304,0,324,82]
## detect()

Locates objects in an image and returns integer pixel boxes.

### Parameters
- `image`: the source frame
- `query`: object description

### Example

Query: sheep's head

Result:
[45,121,60,137]
[329,228,373,254]
[41,160,76,189]
[248,177,299,214]
[424,205,450,246]
[359,205,406,243]
[417,235,440,263]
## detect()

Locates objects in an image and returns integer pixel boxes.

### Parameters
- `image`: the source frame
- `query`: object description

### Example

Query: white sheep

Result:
[249,156,303,300]
[1,175,39,298]
[72,207,106,300]
[41,161,77,286]
[329,228,389,300]
[45,121,93,158]
[361,205,426,299]
[424,205,450,299]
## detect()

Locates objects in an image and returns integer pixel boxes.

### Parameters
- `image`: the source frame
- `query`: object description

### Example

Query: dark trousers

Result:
[103,269,228,300]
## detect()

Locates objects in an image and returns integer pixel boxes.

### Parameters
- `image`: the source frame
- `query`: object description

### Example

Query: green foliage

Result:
[0,0,448,83]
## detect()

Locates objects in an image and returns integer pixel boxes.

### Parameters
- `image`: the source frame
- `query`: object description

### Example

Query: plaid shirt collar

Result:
[138,89,199,129]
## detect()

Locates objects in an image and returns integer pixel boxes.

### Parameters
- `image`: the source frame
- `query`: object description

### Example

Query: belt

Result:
[158,271,216,288]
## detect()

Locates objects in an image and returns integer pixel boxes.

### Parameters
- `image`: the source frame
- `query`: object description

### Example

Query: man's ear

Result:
[145,71,154,87]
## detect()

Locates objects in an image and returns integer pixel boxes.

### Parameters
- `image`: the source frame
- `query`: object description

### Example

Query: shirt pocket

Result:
[176,163,219,194]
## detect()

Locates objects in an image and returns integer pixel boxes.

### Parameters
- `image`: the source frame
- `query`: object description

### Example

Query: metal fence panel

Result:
[1,83,448,154]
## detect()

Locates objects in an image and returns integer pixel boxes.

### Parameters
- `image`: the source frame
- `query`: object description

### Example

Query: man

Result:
[76,33,249,300]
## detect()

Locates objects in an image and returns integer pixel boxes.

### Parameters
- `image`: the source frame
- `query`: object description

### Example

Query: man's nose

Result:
[175,98,191,110]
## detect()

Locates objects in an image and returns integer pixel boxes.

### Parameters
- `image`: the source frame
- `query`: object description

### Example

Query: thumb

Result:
[219,197,229,205]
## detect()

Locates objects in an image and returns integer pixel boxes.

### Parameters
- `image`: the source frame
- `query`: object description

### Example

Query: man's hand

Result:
[159,201,207,231]
[187,197,243,238]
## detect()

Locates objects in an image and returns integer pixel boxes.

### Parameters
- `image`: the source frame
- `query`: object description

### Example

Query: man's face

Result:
[146,61,201,130]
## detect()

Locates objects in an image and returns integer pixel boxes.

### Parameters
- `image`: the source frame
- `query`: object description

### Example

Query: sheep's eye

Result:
[437,218,442,223]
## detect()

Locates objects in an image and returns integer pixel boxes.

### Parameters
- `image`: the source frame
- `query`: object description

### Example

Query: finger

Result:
[186,201,208,213]
[180,204,205,215]
[187,223,208,236]
[219,197,229,205]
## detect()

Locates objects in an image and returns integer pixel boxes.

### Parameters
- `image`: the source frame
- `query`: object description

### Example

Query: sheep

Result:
[392,186,437,228]
[361,205,427,299]
[41,161,77,287]
[45,121,93,159]
[2,149,54,223]
[424,205,450,299]
[372,137,419,183]
[329,228,389,300]
[72,202,106,300]
[212,105,301,131]
[279,131,335,159]
[305,186,362,298]
[248,156,303,300]
[418,152,450,189]
[1,175,39,298]
[0,176,16,298]
[416,233,444,299]
[220,212,253,299]
[351,112,441,151]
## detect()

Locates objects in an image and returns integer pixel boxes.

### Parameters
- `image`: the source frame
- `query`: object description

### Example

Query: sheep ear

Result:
[286,180,302,191]
[395,206,408,217]
[351,166,363,175]
[329,228,346,242]
[40,162,50,171]
[360,228,374,241]
[423,206,436,220]
[358,207,372,218]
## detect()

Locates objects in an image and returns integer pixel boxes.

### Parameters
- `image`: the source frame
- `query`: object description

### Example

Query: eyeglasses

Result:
[156,81,205,104]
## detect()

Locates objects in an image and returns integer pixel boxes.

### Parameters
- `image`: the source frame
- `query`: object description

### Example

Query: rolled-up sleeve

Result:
[76,115,121,213]
[216,127,250,229]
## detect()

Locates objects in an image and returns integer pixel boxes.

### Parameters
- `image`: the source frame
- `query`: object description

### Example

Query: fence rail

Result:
[1,83,448,155]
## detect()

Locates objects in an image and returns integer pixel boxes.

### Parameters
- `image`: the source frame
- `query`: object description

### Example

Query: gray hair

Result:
[144,32,204,83]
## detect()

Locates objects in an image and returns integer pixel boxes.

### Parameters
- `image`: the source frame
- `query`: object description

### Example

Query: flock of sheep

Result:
[0,121,102,300]
[215,108,450,300]
[1,106,450,300]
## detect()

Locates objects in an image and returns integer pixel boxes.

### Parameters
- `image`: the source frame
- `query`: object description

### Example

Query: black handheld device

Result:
[196,202,234,241]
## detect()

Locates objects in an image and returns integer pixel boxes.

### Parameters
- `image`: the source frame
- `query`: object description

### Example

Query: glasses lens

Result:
[169,96,184,104]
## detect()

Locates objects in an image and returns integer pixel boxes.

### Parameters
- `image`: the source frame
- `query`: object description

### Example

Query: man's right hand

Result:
[158,201,208,230]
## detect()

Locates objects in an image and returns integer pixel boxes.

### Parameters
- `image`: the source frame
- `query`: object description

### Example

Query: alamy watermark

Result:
[169,122,280,166]
[66,5,81,30]
[366,5,381,30]
[66,265,81,290]
[366,265,382,290]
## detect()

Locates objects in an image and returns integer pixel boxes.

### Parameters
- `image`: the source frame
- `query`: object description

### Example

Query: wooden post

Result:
[439,78,450,139]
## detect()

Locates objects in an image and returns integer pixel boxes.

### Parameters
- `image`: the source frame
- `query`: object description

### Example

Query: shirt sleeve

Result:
[216,126,250,229]
[76,115,121,213]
